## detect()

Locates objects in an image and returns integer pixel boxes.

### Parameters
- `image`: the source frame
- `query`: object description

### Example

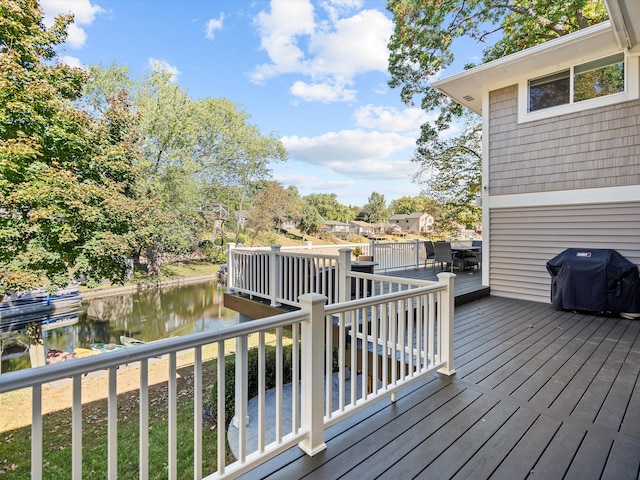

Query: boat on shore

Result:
[0,286,82,321]
[120,335,146,347]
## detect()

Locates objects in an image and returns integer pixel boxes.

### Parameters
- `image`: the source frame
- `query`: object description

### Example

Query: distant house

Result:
[388,212,435,234]
[349,220,374,237]
[320,220,350,238]
[433,2,640,303]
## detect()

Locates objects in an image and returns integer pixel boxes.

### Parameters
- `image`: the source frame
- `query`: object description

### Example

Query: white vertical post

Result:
[369,239,375,259]
[270,245,281,306]
[32,384,42,480]
[298,293,328,456]
[72,375,82,480]
[140,359,149,480]
[108,366,117,480]
[338,248,352,303]
[232,333,249,462]
[168,353,177,480]
[226,242,236,292]
[436,272,456,375]
[415,239,420,268]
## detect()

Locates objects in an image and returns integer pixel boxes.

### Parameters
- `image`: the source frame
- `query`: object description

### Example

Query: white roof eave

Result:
[432,22,618,114]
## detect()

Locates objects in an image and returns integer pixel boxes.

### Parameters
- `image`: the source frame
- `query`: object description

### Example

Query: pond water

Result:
[0,280,238,373]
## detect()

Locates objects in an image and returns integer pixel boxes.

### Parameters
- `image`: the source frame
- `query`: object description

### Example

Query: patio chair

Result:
[424,241,435,268]
[433,241,459,272]
[467,240,482,269]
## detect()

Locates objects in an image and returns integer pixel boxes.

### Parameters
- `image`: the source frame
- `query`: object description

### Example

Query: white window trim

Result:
[517,54,638,124]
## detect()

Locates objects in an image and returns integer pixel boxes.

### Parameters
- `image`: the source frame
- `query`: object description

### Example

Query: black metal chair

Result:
[424,241,435,268]
[433,241,459,272]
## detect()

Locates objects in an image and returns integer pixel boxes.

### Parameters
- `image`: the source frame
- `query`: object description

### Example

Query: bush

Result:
[207,343,297,427]
[205,341,340,431]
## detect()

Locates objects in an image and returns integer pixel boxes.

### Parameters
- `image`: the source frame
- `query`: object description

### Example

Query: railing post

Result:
[232,330,249,460]
[338,248,352,303]
[226,242,236,292]
[436,272,456,375]
[415,238,420,268]
[298,293,328,456]
[270,245,281,306]
[369,239,375,259]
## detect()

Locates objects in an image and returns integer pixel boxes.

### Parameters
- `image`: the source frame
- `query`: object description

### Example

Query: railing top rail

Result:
[324,281,447,315]
[277,251,338,260]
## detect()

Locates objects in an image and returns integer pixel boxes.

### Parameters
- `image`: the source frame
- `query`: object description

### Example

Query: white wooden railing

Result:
[0,273,455,479]
[227,241,431,308]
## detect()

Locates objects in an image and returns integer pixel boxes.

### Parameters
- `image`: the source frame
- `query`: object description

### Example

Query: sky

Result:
[40,0,484,208]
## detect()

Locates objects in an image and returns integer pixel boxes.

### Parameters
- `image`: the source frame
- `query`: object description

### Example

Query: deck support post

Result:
[269,245,281,306]
[298,293,328,456]
[437,272,456,376]
[338,249,352,303]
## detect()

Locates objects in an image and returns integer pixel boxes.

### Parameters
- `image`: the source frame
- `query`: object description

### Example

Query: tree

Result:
[304,193,353,223]
[359,192,389,224]
[296,200,322,239]
[387,0,608,208]
[413,117,482,206]
[85,66,288,274]
[389,195,436,215]
[0,0,141,293]
[246,181,298,238]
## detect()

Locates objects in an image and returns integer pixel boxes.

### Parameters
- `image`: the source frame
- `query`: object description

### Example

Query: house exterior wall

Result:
[485,78,640,304]
[488,201,640,302]
[488,83,640,197]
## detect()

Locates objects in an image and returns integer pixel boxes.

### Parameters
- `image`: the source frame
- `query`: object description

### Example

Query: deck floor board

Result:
[237,270,640,479]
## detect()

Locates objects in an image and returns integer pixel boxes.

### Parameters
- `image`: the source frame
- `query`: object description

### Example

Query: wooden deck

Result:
[381,265,489,305]
[241,294,640,479]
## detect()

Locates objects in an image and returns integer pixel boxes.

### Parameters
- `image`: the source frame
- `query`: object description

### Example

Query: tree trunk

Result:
[146,242,163,277]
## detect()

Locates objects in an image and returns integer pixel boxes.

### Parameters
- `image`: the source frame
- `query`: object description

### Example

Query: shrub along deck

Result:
[241,294,640,479]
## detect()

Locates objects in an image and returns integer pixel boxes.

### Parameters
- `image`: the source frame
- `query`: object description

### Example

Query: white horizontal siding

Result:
[489,202,640,303]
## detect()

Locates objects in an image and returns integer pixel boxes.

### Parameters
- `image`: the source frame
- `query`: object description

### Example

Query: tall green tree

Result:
[85,65,288,274]
[359,192,389,224]
[389,195,436,215]
[387,0,608,209]
[0,0,141,293]
[304,193,353,223]
[296,200,323,239]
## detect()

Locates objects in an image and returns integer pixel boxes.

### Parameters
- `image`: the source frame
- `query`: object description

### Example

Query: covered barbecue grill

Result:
[546,248,640,317]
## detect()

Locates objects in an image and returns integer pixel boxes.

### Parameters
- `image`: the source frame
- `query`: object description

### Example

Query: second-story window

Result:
[528,53,625,112]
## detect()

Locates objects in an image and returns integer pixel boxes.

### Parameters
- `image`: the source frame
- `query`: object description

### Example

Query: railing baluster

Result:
[258,331,265,453]
[108,366,117,480]
[292,323,300,434]
[276,326,283,443]
[32,384,42,480]
[168,352,177,480]
[140,359,149,480]
[194,348,202,480]
[216,340,226,475]
[72,374,82,479]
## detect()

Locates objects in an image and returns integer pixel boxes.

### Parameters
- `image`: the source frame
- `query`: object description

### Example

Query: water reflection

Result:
[1,281,237,373]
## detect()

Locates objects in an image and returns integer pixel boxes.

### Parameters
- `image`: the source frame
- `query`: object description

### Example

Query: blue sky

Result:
[40,0,484,207]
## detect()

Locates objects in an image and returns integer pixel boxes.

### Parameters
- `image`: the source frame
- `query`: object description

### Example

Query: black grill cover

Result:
[546,248,640,315]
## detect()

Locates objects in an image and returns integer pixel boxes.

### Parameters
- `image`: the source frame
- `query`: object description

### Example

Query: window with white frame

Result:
[528,53,625,112]
[518,52,638,123]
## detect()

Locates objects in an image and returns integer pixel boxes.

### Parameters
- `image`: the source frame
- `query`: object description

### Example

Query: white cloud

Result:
[59,55,84,68]
[205,14,224,40]
[149,58,181,82]
[251,0,315,82]
[308,10,392,81]
[40,0,105,49]
[282,129,416,171]
[354,105,432,134]
[290,81,356,103]
[250,1,393,103]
